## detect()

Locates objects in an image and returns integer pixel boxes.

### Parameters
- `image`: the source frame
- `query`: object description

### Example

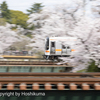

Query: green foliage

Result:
[28,25,35,30]
[0,1,10,19]
[8,10,28,29]
[0,1,42,29]
[0,1,29,29]
[27,3,44,14]
[25,32,33,38]
[0,18,6,26]
[77,69,86,72]
[87,60,100,72]
[11,26,18,31]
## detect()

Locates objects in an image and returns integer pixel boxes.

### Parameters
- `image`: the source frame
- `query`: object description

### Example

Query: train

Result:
[43,36,77,60]
[2,36,76,60]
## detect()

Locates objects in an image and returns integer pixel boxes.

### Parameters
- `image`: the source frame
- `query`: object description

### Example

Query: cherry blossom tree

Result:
[0,23,30,54]
[27,0,100,72]
[0,25,19,53]
[27,0,82,50]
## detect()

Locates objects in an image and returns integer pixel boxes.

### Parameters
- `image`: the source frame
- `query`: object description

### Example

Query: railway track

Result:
[0,73,100,90]
[0,72,99,77]
[0,61,59,65]
[1,55,39,59]
[0,77,100,84]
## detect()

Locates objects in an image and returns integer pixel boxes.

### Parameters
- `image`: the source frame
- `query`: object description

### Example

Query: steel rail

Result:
[0,65,67,67]
[1,55,41,59]
[0,73,100,77]
[0,77,99,84]
[0,61,59,65]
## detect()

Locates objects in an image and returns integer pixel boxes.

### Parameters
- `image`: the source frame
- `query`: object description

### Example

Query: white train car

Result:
[43,36,77,60]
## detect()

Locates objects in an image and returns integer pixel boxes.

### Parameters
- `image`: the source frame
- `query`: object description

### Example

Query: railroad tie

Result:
[32,83,39,90]
[20,83,26,90]
[0,83,100,90]
[94,83,100,90]
[7,83,14,90]
[82,83,90,90]
[0,84,2,90]
[70,83,77,90]
[57,83,64,90]
[45,83,51,90]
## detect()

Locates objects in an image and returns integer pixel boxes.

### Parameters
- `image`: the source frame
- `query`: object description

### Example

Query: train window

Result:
[62,45,66,49]
[46,37,49,50]
[67,46,70,49]
[51,42,55,47]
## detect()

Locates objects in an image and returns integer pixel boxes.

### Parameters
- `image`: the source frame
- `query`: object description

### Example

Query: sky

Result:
[0,0,68,13]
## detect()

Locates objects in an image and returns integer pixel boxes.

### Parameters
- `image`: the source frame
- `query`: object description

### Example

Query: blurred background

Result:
[0,0,100,72]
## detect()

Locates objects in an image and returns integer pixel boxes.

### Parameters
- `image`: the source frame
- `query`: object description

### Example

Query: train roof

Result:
[49,37,77,41]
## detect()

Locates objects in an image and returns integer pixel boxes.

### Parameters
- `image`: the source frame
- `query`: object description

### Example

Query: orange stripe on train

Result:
[71,49,75,51]
[46,51,50,52]
[55,49,62,51]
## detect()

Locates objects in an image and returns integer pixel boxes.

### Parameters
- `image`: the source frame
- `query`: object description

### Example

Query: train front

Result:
[43,37,50,59]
